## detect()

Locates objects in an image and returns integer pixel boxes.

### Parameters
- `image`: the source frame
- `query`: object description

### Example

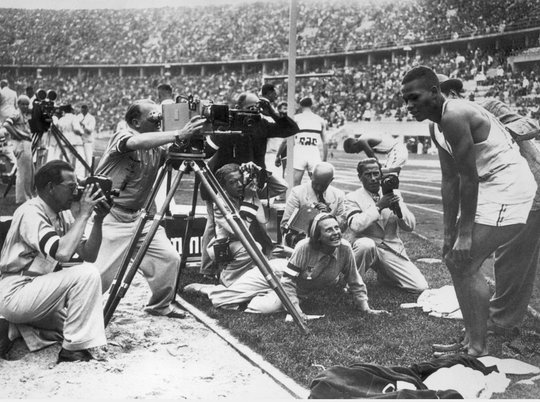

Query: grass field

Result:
[178,232,540,398]
[1,132,540,398]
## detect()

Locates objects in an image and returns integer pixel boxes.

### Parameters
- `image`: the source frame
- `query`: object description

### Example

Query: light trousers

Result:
[0,264,106,351]
[352,237,428,293]
[94,208,180,316]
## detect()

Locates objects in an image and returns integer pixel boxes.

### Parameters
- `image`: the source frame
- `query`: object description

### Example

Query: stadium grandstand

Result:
[0,0,539,130]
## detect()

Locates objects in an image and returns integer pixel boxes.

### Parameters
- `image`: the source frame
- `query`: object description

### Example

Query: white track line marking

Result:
[408,204,443,215]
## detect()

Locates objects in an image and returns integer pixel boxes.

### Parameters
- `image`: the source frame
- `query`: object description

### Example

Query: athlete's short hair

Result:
[401,66,440,90]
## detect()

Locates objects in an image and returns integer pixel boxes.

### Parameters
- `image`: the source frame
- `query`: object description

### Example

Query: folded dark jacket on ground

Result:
[309,354,498,399]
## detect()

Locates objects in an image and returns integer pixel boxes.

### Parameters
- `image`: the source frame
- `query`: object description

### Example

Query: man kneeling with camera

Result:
[0,160,109,362]
[343,158,428,293]
[185,162,289,305]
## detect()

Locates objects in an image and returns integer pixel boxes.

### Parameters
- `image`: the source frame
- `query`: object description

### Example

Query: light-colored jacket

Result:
[343,187,414,258]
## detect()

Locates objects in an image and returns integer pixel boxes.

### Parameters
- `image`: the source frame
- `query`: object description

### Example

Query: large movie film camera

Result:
[31,89,92,174]
[104,95,308,333]
[161,94,262,156]
[3,89,93,197]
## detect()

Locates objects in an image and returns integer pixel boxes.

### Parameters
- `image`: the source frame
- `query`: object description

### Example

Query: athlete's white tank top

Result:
[293,110,325,147]
[432,100,536,205]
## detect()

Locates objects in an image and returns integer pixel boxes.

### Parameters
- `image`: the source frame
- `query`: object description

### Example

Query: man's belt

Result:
[112,204,141,214]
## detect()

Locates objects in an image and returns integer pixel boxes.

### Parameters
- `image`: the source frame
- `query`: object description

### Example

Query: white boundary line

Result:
[176,297,310,399]
[408,204,443,215]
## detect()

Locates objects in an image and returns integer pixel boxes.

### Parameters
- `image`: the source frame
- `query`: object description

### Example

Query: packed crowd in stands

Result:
[0,0,539,65]
[3,47,537,132]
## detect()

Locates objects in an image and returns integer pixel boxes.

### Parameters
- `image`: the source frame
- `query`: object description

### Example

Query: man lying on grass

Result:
[185,213,388,320]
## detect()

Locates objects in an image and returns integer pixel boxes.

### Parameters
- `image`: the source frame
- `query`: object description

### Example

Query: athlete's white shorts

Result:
[293,147,321,171]
[475,199,533,226]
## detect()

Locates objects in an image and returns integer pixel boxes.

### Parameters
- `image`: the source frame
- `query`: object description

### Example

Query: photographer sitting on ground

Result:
[199,92,299,279]
[201,162,288,289]
[91,99,205,319]
[344,158,428,293]
[185,213,388,318]
[0,160,109,363]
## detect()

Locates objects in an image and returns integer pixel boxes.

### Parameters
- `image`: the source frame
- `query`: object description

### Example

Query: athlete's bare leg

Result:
[445,223,522,356]
[293,168,305,186]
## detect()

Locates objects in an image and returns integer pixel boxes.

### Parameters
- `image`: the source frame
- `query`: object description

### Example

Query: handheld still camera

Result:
[380,170,402,219]
[73,175,120,204]
[239,163,268,191]
[29,89,72,135]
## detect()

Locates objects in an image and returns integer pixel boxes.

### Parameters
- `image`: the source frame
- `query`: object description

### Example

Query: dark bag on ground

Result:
[309,355,497,399]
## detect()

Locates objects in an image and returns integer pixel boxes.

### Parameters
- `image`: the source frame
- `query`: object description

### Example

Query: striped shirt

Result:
[0,197,84,276]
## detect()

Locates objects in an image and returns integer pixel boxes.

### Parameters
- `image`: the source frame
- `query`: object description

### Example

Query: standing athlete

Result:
[292,97,327,185]
[401,66,536,357]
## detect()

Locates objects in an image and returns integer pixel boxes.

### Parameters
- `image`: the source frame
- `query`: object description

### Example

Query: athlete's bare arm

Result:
[321,121,328,161]
[440,106,479,265]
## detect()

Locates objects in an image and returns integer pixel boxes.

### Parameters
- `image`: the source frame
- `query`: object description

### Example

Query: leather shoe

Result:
[57,348,94,364]
[0,318,13,359]
[165,306,186,319]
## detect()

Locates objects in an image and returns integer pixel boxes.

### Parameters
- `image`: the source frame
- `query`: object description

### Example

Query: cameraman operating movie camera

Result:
[91,99,205,319]
[343,158,428,293]
[199,92,299,279]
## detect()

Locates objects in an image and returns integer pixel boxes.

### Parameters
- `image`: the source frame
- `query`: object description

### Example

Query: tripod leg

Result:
[103,164,171,323]
[191,161,309,334]
[104,162,188,326]
[51,125,93,175]
[3,168,15,198]
[174,176,200,296]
